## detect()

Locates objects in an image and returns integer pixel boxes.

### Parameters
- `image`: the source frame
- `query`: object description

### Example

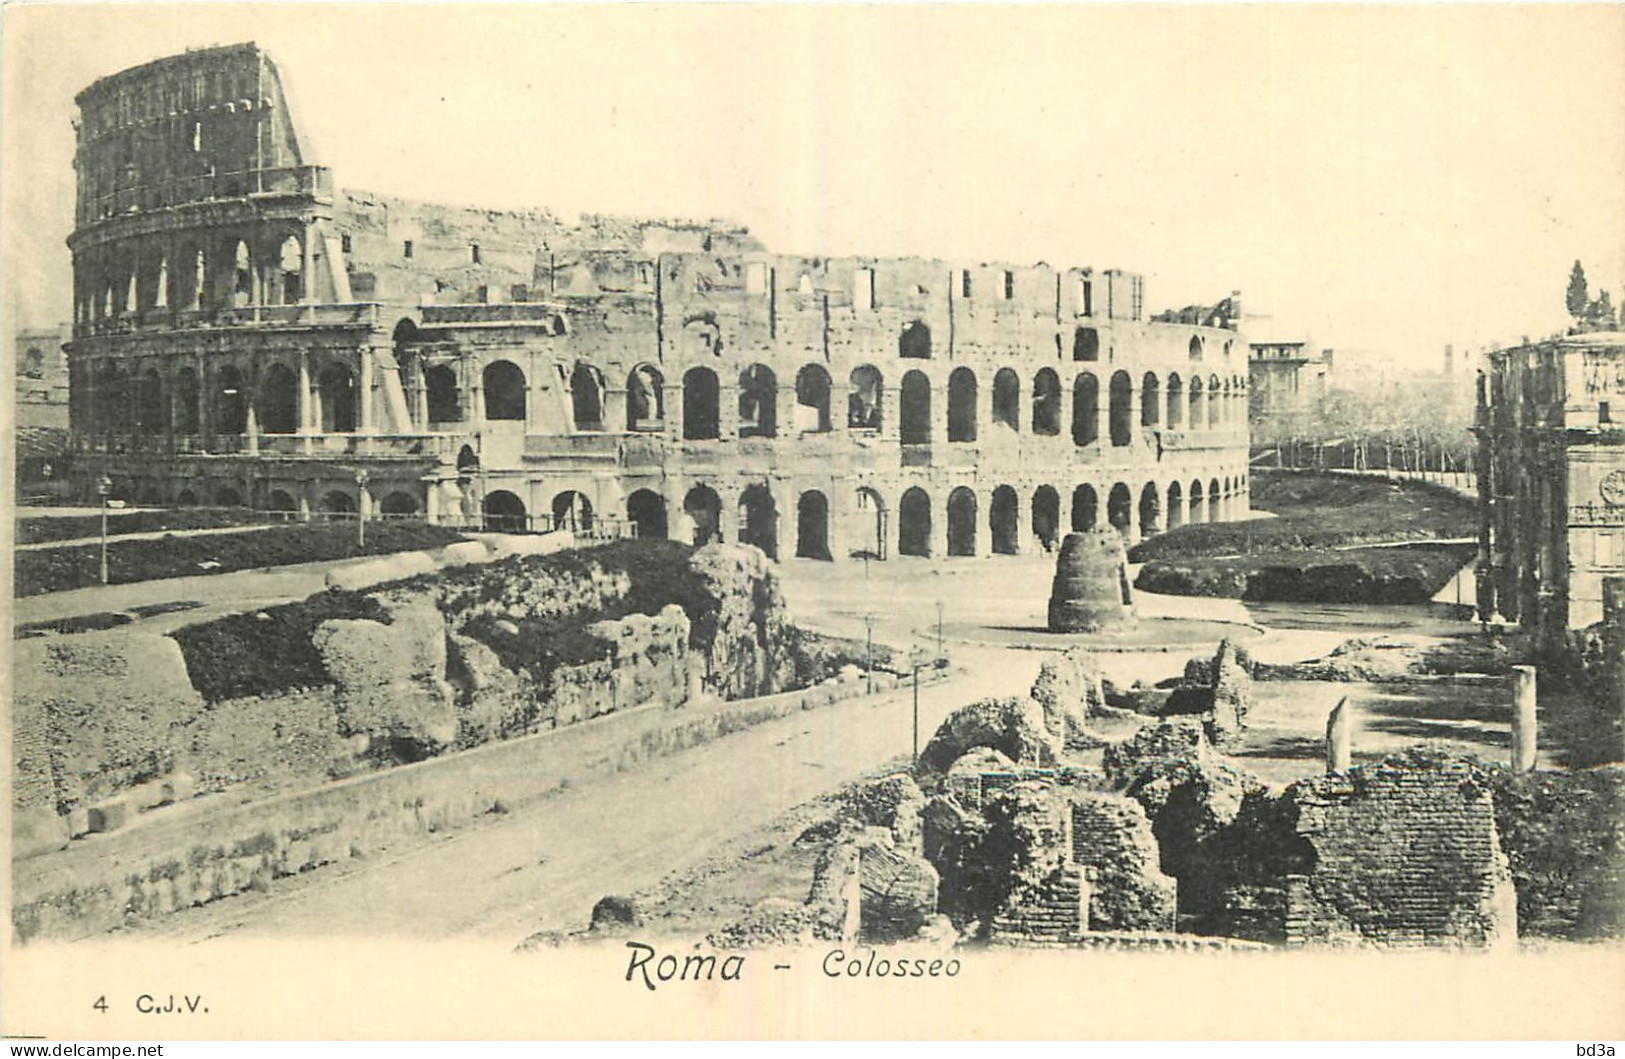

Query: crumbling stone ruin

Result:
[1028,646,1110,749]
[1047,529,1136,633]
[917,697,1060,775]
[1158,638,1255,746]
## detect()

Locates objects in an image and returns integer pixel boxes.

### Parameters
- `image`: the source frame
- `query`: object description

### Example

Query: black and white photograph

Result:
[3,2,1623,1043]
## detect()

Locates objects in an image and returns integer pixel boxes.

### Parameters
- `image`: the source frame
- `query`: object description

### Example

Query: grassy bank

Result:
[14,521,469,596]
[1136,543,1474,604]
[16,508,265,545]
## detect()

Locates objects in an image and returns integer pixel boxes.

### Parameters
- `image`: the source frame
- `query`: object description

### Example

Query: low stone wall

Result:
[12,664,925,943]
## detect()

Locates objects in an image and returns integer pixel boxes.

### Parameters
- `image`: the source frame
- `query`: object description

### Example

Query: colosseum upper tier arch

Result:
[64,43,1251,557]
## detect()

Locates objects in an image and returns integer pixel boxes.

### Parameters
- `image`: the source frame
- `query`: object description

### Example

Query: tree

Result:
[1568,260,1591,317]
[1589,289,1617,327]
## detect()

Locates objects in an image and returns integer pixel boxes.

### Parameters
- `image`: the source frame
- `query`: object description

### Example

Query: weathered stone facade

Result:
[66,43,1250,557]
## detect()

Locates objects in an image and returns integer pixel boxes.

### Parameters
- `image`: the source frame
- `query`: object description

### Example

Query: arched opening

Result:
[190,247,207,310]
[900,321,931,359]
[1138,482,1161,539]
[1031,486,1061,552]
[570,362,605,430]
[278,236,303,304]
[1189,480,1205,525]
[1189,335,1203,361]
[1032,369,1061,435]
[992,369,1020,431]
[947,487,978,556]
[318,363,357,433]
[794,364,833,433]
[796,491,831,560]
[1168,481,1185,529]
[425,365,460,425]
[322,490,357,516]
[627,489,668,540]
[456,444,480,474]
[1107,483,1132,535]
[626,364,665,431]
[484,490,528,533]
[552,491,594,533]
[1141,372,1160,428]
[135,368,166,435]
[1109,371,1133,447]
[947,367,978,442]
[259,364,299,434]
[1073,327,1100,362]
[1071,485,1097,531]
[854,487,887,560]
[900,370,932,445]
[232,240,254,306]
[216,486,244,509]
[738,363,777,439]
[176,489,199,507]
[176,369,200,434]
[738,483,778,559]
[1167,373,1184,429]
[898,487,932,557]
[381,491,419,517]
[1072,373,1099,447]
[102,364,131,435]
[990,485,1019,555]
[848,365,883,430]
[1189,375,1205,431]
[483,359,527,421]
[215,366,247,435]
[23,348,44,378]
[268,489,299,520]
[683,367,721,440]
[1209,375,1222,430]
[683,485,722,546]
[1209,477,1222,523]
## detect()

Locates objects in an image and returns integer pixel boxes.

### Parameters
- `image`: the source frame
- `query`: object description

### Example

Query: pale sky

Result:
[5,3,1623,363]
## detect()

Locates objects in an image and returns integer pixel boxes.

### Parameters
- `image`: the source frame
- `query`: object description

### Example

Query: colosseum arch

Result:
[1072,373,1099,446]
[134,368,166,435]
[232,239,254,306]
[1109,371,1134,447]
[683,367,721,440]
[627,364,665,431]
[1166,373,1184,429]
[683,486,723,546]
[381,491,419,517]
[1141,372,1161,427]
[1209,374,1223,429]
[278,235,303,304]
[268,489,299,520]
[321,490,357,516]
[947,487,978,557]
[848,365,883,430]
[176,368,200,434]
[853,486,887,560]
[484,360,526,421]
[1168,481,1184,529]
[900,321,932,359]
[796,490,832,560]
[1209,477,1222,523]
[215,486,244,509]
[319,363,358,433]
[1188,479,1205,524]
[1073,327,1100,362]
[948,367,978,442]
[189,247,207,310]
[1189,335,1204,361]
[553,491,594,533]
[176,489,199,507]
[484,490,528,532]
[1032,369,1061,435]
[1107,483,1133,535]
[992,369,1020,431]
[990,485,1019,555]
[425,365,460,424]
[1071,484,1097,531]
[739,364,777,439]
[627,489,668,540]
[1138,482,1161,538]
[259,363,299,434]
[215,365,247,435]
[795,364,833,433]
[1031,485,1060,551]
[571,362,606,431]
[1188,375,1205,430]
[738,483,778,559]
[898,487,932,557]
[900,370,931,445]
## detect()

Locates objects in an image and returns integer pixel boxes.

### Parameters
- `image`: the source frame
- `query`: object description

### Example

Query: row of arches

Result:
[72,358,361,438]
[76,231,313,328]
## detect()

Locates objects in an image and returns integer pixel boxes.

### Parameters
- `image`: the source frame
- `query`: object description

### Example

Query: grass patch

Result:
[14,611,134,639]
[15,521,469,596]
[16,508,263,544]
[1136,543,1475,603]
[1128,470,1477,563]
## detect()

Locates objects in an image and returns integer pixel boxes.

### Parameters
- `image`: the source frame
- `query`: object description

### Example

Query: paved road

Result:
[130,643,1039,943]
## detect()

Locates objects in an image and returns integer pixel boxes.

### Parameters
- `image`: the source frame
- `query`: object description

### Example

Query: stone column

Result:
[359,347,376,434]
[1511,665,1538,771]
[1325,696,1352,772]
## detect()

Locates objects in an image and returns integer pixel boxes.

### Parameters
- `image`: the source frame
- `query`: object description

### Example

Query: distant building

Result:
[1247,339,1327,435]
[15,325,70,429]
[1475,332,1625,639]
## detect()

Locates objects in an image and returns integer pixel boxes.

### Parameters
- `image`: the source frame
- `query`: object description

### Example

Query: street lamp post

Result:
[908,645,932,769]
[354,469,369,550]
[863,612,875,696]
[97,475,112,585]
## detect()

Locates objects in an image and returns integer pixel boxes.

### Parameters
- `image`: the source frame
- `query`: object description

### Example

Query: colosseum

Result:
[65,43,1250,561]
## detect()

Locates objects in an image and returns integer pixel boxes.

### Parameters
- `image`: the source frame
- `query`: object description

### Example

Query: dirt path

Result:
[125,644,1042,944]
